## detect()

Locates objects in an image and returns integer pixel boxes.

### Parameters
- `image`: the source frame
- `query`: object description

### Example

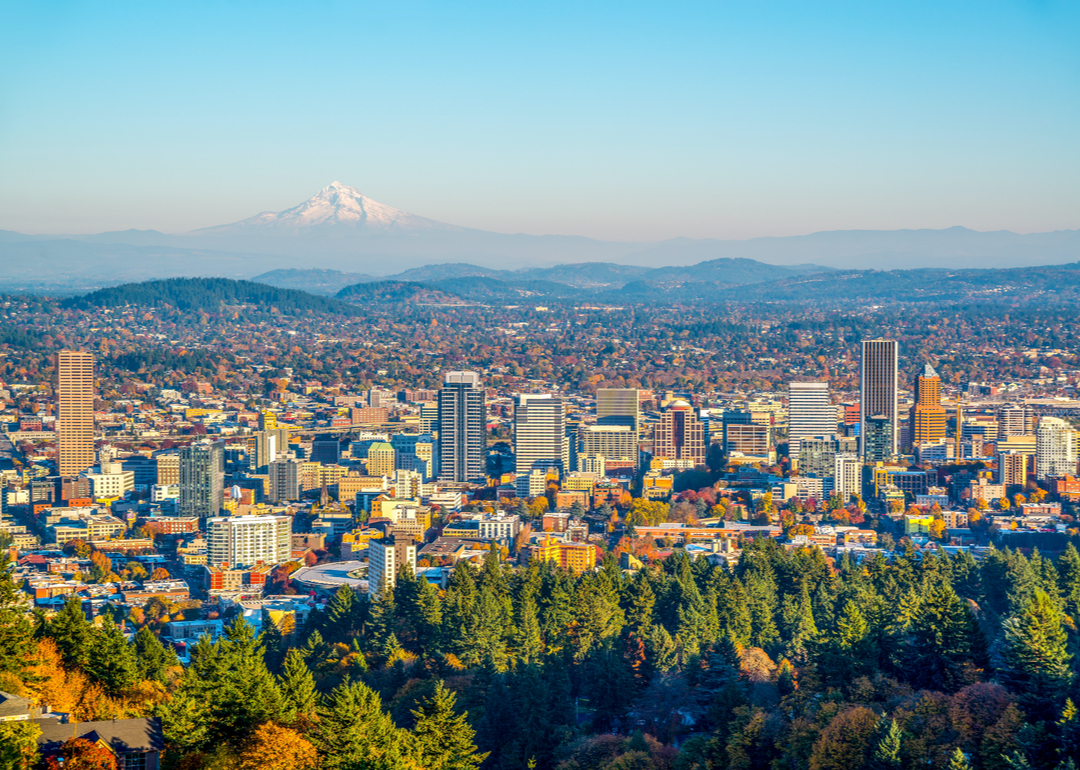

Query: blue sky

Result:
[1,0,1077,240]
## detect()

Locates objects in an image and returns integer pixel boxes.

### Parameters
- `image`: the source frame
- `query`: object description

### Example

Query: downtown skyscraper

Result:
[860,339,899,459]
[179,439,225,519]
[55,350,95,477]
[514,393,568,475]
[787,381,835,459]
[437,371,485,482]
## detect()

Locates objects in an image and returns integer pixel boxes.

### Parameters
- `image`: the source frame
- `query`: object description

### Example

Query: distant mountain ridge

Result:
[2,182,1078,289]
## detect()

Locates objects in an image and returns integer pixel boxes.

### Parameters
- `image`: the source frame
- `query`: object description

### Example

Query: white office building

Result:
[207,514,291,568]
[1036,417,1077,481]
[787,381,835,459]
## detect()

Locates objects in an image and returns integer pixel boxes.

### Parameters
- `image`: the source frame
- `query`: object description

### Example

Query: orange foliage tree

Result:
[238,723,319,770]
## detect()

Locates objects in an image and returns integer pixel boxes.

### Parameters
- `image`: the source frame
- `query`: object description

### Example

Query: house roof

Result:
[0,691,31,719]
[36,717,164,755]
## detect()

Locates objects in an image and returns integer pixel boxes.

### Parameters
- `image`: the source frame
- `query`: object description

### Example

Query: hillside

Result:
[251,268,374,294]
[335,280,465,304]
[64,277,360,315]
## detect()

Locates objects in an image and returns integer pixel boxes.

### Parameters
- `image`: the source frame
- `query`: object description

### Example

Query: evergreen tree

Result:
[0,555,32,679]
[1056,543,1080,622]
[316,679,417,770]
[867,718,902,770]
[133,625,177,685]
[947,747,973,770]
[278,648,318,725]
[1000,589,1073,716]
[411,680,488,770]
[46,595,93,669]
[902,581,977,691]
[85,621,139,694]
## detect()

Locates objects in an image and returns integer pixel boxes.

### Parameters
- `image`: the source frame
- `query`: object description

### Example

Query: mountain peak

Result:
[188,182,461,235]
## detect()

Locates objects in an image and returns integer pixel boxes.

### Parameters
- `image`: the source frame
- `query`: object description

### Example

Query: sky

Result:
[0,0,1077,241]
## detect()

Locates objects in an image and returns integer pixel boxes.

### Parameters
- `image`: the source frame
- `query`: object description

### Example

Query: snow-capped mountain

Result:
[190,182,462,234]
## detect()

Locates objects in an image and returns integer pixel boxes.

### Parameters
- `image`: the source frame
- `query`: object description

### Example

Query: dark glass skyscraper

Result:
[860,339,899,458]
[437,371,485,482]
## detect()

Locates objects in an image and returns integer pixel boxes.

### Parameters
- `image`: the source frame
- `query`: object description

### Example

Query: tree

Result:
[808,707,879,770]
[86,622,139,694]
[947,748,973,770]
[278,648,318,725]
[316,679,417,770]
[411,680,488,770]
[1000,589,1073,715]
[238,722,319,770]
[867,718,902,770]
[0,554,33,679]
[133,626,176,685]
[44,738,116,770]
[0,721,40,770]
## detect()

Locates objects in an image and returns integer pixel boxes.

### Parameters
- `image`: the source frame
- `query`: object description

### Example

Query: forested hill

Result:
[63,277,360,315]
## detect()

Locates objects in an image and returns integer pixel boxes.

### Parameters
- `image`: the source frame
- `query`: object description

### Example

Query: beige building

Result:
[56,350,95,477]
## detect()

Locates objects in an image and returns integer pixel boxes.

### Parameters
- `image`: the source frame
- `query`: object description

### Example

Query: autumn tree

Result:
[238,722,318,770]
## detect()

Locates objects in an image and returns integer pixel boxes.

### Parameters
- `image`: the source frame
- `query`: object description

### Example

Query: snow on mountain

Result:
[190,182,462,234]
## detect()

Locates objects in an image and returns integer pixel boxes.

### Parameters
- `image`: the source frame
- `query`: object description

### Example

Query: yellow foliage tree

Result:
[238,723,319,770]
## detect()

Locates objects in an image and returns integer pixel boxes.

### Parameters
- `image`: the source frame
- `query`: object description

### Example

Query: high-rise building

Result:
[860,339,899,458]
[207,514,291,568]
[368,535,416,595]
[863,416,894,463]
[310,436,341,465]
[787,381,835,458]
[998,451,1027,490]
[268,458,301,501]
[997,404,1032,439]
[797,436,858,478]
[597,389,640,433]
[367,442,396,476]
[577,424,637,470]
[55,350,95,477]
[247,428,291,473]
[1036,417,1076,481]
[910,364,947,446]
[155,452,181,485]
[179,440,224,519]
[515,394,568,476]
[654,400,705,465]
[437,372,485,482]
[833,454,862,499]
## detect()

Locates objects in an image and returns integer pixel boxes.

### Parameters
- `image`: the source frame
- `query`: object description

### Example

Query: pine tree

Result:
[85,621,139,694]
[316,679,417,770]
[1000,589,1074,716]
[278,648,318,725]
[133,625,177,685]
[902,581,976,690]
[0,555,32,680]
[46,595,93,669]
[867,718,902,770]
[1056,543,1080,622]
[411,680,488,770]
[947,747,973,770]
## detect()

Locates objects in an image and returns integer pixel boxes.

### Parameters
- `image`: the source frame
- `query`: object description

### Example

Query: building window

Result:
[122,753,147,770]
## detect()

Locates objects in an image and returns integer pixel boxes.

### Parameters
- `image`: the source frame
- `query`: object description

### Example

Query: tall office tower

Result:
[998,404,1031,439]
[179,440,224,519]
[833,454,862,499]
[368,535,416,595]
[367,442,396,476]
[863,416,894,462]
[207,514,291,568]
[860,339,899,458]
[597,388,640,432]
[437,372,485,482]
[998,451,1028,490]
[268,457,301,501]
[155,452,181,485]
[797,436,858,478]
[654,400,706,464]
[787,381,835,458]
[55,350,95,477]
[1036,417,1077,481]
[514,394,569,476]
[248,428,291,473]
[310,436,341,465]
[577,424,638,469]
[910,364,947,446]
